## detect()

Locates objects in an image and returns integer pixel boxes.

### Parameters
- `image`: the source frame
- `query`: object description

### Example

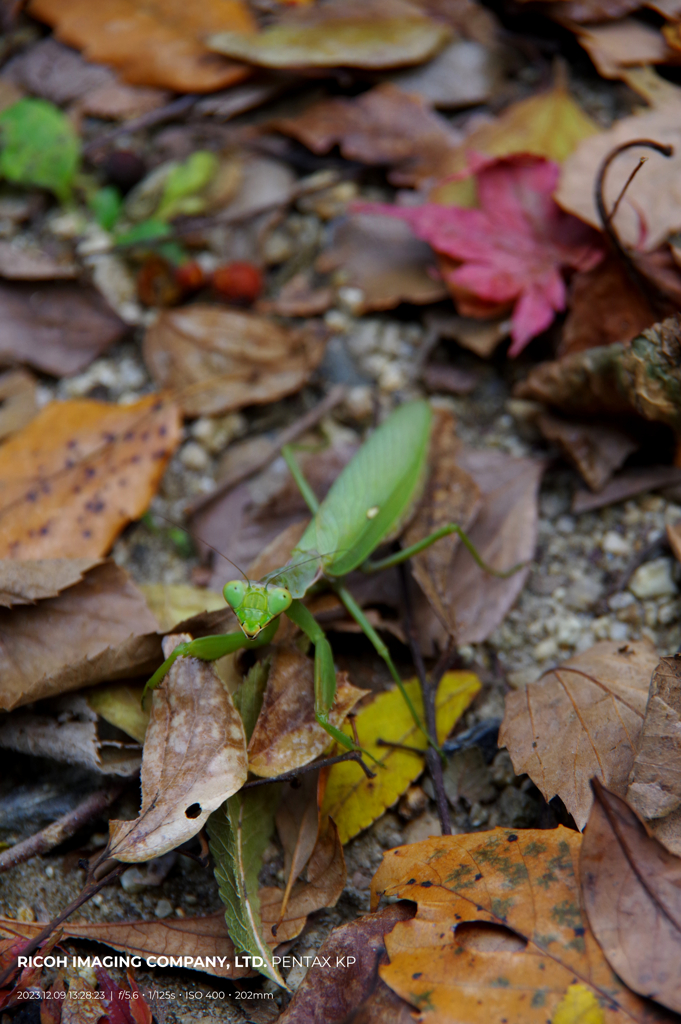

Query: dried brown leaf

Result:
[315,213,447,312]
[0,691,142,775]
[556,92,681,251]
[258,272,334,318]
[404,410,481,629]
[537,413,639,491]
[28,0,256,93]
[0,282,125,376]
[0,560,160,712]
[581,781,681,1014]
[569,17,676,80]
[626,655,681,854]
[2,37,168,120]
[108,632,247,862]
[247,646,367,778]
[561,253,656,356]
[0,913,249,979]
[143,306,326,418]
[209,1,452,71]
[0,370,37,442]
[0,557,102,607]
[412,446,544,649]
[0,394,181,560]
[500,638,660,829]
[275,83,458,187]
[0,241,76,281]
[278,903,415,1024]
[573,465,681,513]
[389,38,499,108]
[276,773,320,913]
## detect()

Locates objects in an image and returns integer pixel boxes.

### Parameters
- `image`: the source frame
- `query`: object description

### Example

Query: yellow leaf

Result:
[552,984,606,1024]
[431,83,600,207]
[140,583,225,632]
[321,671,480,844]
[87,683,149,743]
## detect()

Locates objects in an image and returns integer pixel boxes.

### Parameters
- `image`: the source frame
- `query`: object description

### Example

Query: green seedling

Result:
[144,400,519,757]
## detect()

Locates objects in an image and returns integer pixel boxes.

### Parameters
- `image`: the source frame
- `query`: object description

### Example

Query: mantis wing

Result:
[294,400,432,577]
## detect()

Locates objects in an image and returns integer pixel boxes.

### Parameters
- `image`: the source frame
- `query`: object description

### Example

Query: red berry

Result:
[212,262,263,304]
[137,256,182,307]
[175,261,205,294]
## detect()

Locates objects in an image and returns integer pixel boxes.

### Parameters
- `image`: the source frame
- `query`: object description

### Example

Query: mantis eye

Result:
[224,580,247,609]
[267,585,292,617]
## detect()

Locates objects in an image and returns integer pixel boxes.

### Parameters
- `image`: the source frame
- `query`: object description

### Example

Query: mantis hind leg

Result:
[142,619,279,702]
[362,524,525,577]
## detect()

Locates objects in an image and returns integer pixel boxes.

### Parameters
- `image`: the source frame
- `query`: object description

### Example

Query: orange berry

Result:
[212,262,263,304]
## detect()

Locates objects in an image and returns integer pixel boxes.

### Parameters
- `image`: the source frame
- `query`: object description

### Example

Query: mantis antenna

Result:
[146,511,250,583]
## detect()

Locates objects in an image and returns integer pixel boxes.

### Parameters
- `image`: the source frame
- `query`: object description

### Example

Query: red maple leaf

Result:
[358,155,605,356]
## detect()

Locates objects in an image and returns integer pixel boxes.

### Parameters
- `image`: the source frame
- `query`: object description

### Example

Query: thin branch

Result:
[242,748,375,789]
[606,156,647,227]
[0,786,124,876]
[398,563,452,835]
[0,865,124,989]
[185,385,346,517]
[82,95,199,160]
[594,138,674,314]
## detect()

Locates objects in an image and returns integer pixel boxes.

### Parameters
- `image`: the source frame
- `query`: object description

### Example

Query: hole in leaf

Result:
[185,803,202,819]
[454,921,527,953]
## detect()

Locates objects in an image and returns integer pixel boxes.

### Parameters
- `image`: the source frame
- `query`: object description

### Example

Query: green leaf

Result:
[0,99,80,202]
[89,186,122,231]
[207,787,286,988]
[115,219,172,247]
[234,658,270,742]
[156,150,219,221]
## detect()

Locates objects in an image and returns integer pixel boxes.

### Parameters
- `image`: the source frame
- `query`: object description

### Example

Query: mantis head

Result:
[223,579,292,637]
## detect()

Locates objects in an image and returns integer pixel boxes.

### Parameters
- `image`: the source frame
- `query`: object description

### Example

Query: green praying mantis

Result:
[143,399,516,756]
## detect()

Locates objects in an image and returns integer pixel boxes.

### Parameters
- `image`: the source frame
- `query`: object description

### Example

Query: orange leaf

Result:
[28,0,256,93]
[0,394,181,560]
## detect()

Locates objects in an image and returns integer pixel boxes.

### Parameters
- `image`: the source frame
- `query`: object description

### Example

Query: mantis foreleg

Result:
[362,524,525,577]
[285,599,364,755]
[142,619,279,702]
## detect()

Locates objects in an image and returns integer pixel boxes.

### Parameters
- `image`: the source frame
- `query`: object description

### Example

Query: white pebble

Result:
[609,621,629,641]
[179,441,210,472]
[602,531,631,556]
[154,899,174,919]
[629,558,677,600]
[534,637,558,661]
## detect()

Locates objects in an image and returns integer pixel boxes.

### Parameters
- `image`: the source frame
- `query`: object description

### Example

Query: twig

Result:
[82,95,199,160]
[0,865,124,989]
[0,786,124,876]
[398,563,452,835]
[242,749,375,788]
[185,385,346,517]
[594,138,674,314]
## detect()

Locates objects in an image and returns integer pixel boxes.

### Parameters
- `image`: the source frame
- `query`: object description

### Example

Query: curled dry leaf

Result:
[247,646,368,778]
[321,672,480,844]
[259,272,334,318]
[412,446,545,649]
[87,683,150,744]
[276,773,320,920]
[0,369,37,442]
[28,0,256,94]
[143,306,326,418]
[500,638,659,830]
[274,83,459,187]
[209,0,452,70]
[315,213,447,313]
[0,914,249,980]
[626,655,681,854]
[0,691,142,775]
[556,90,681,251]
[537,413,639,492]
[572,465,681,514]
[372,827,675,1024]
[0,281,125,376]
[561,253,656,356]
[0,557,102,607]
[404,409,481,628]
[278,903,416,1024]
[581,782,681,1014]
[390,38,499,108]
[0,394,181,560]
[108,633,247,862]
[569,17,676,81]
[515,316,681,431]
[0,559,160,712]
[0,240,76,281]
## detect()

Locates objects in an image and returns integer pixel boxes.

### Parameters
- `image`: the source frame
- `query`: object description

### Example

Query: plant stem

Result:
[398,563,452,836]
[242,749,375,789]
[0,786,124,876]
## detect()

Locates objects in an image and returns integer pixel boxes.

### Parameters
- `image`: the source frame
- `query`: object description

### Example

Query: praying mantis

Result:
[144,399,513,755]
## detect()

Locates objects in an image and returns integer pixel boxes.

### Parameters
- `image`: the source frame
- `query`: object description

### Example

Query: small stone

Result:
[120,866,149,894]
[506,665,542,689]
[609,621,629,641]
[337,286,365,315]
[533,637,557,661]
[286,959,309,992]
[608,592,636,611]
[262,229,295,265]
[344,385,373,420]
[601,531,631,556]
[555,515,575,534]
[175,907,186,918]
[92,894,104,907]
[184,893,198,905]
[154,899,173,919]
[45,865,55,878]
[17,906,35,922]
[469,802,488,827]
[564,576,602,610]
[658,599,680,625]
[491,750,517,787]
[629,558,677,599]
[398,785,429,820]
[403,809,443,844]
[379,362,408,392]
[179,441,210,472]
